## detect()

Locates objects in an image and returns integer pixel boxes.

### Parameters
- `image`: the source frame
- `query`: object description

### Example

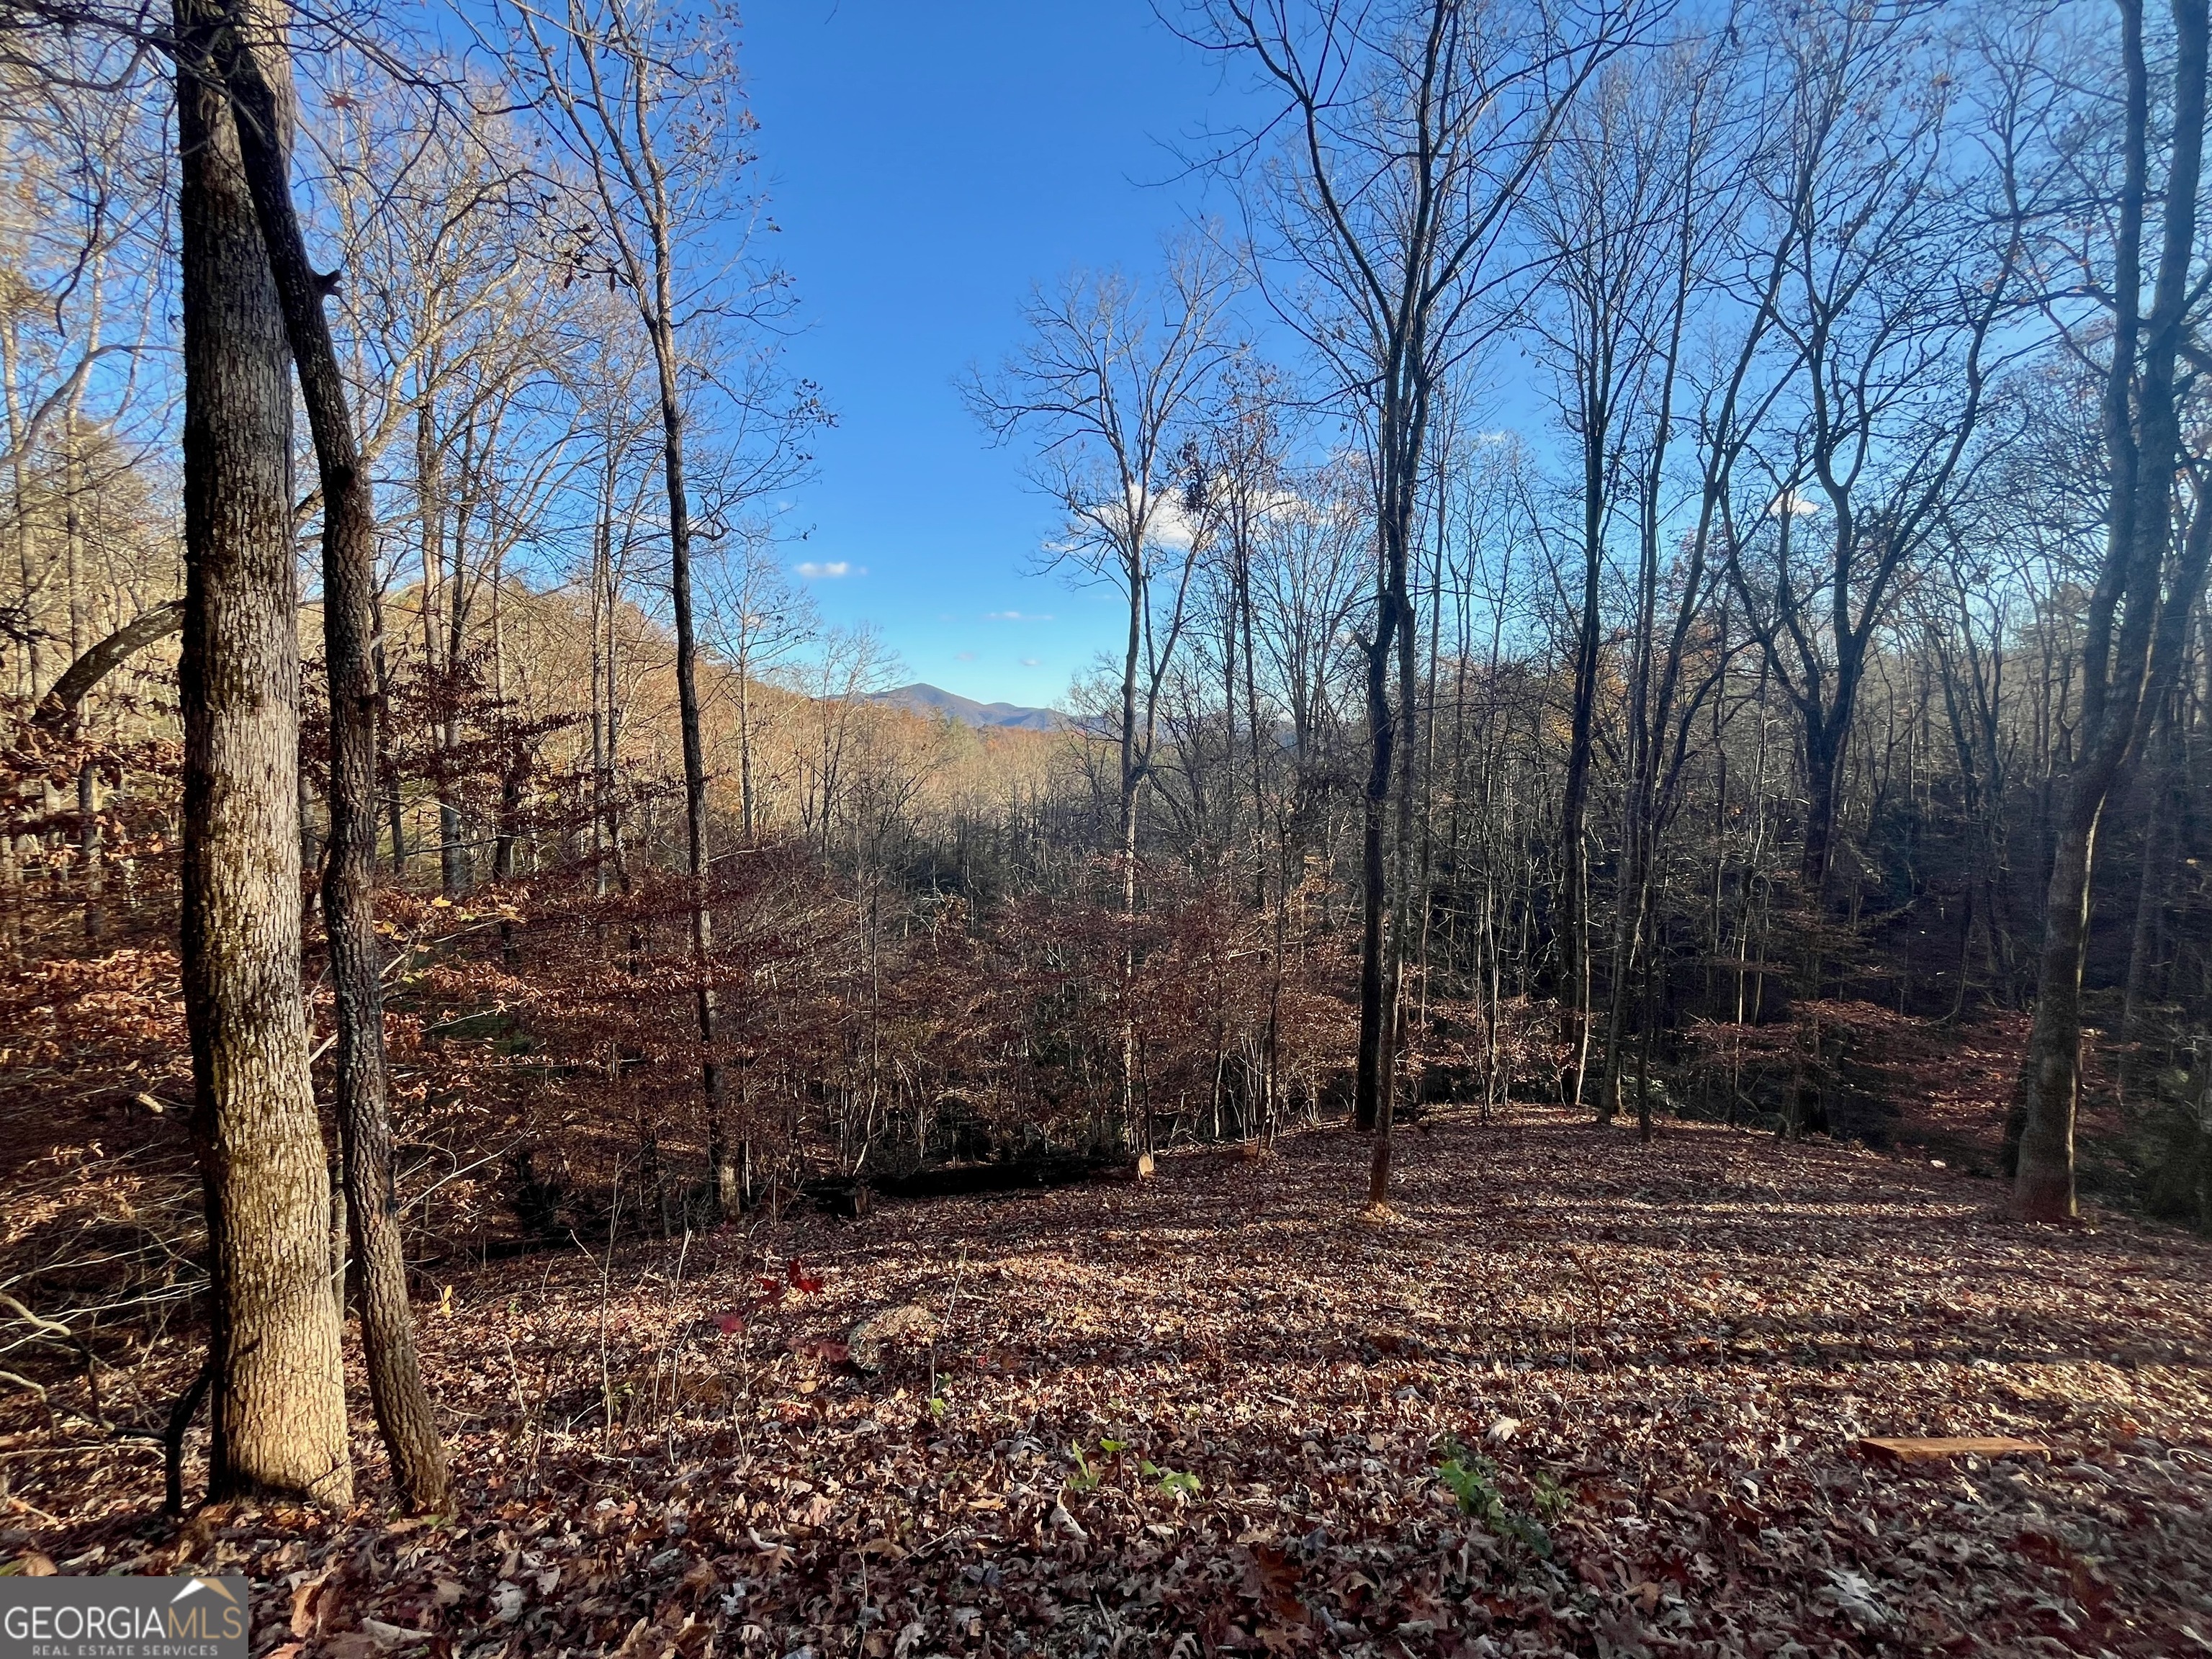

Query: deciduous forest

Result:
[1,0,2210,1653]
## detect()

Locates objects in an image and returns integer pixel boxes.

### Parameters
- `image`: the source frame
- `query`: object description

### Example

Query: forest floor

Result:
[6,1106,2211,1659]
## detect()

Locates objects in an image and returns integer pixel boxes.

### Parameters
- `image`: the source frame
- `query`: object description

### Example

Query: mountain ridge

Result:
[866,682,1068,732]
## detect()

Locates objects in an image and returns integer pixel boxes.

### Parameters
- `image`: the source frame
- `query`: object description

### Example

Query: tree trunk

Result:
[62,372,100,945]
[377,631,405,874]
[220,4,450,1511]
[1559,403,1606,1115]
[1354,609,1397,1141]
[173,0,351,1508]
[1801,720,1844,896]
[589,464,613,895]
[2121,695,2180,1043]
[413,400,440,881]
[647,319,726,1219]
[2015,809,2098,1218]
[2015,0,2211,1220]
[1118,543,1146,1143]
[440,450,470,898]
[1359,420,1419,1203]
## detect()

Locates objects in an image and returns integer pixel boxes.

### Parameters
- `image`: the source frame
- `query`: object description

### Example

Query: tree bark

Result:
[648,320,726,1218]
[1559,392,1606,1115]
[1119,541,1145,1146]
[217,1,450,1511]
[1358,379,1423,1204]
[2015,0,2212,1220]
[33,600,185,732]
[173,0,351,1508]
[1354,559,1400,1144]
[2121,693,2180,1043]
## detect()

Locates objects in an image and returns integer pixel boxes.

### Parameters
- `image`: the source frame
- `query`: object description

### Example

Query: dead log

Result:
[1858,1436,2047,1465]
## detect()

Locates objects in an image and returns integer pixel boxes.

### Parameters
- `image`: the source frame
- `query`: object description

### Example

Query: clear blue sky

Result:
[739,1,1244,709]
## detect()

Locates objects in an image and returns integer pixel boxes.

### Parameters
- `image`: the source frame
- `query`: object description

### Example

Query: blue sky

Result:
[739,1,1246,709]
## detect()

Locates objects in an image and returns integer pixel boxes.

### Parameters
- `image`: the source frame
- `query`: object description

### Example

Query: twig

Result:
[596,1172,623,1446]
[660,1223,693,1465]
[0,1295,73,1339]
[930,1248,968,1406]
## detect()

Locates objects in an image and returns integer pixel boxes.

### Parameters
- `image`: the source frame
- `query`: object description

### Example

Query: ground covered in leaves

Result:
[7,1107,2212,1658]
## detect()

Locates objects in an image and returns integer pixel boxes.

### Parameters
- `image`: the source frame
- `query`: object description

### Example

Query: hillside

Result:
[11,1106,2208,1655]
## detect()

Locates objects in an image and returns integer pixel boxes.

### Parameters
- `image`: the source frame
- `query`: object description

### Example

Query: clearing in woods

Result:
[11,1107,2211,1657]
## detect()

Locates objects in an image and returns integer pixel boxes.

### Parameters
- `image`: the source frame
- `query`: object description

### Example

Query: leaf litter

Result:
[5,1105,2210,1657]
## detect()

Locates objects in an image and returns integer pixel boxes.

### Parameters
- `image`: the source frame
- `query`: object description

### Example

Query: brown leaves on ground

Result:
[6,1107,2211,1658]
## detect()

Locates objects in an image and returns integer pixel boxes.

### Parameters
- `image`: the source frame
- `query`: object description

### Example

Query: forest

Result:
[1,0,2210,1653]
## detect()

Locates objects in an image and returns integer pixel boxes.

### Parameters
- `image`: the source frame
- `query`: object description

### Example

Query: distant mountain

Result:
[867,683,1069,732]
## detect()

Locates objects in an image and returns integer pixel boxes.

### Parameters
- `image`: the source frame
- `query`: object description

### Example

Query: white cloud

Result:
[1065,483,1201,553]
[956,650,979,662]
[1146,489,1199,552]
[1020,657,1041,667]
[986,609,1054,622]
[793,559,863,580]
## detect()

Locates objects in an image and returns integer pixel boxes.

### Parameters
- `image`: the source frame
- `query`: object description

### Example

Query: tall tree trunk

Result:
[173,0,351,1508]
[737,636,755,842]
[1359,387,1421,1205]
[1118,544,1145,1143]
[2016,0,2212,1220]
[439,441,470,898]
[589,462,613,894]
[1559,395,1607,1115]
[1354,582,1398,1144]
[413,398,440,880]
[2121,693,2181,1043]
[1376,499,1421,1204]
[9,322,41,704]
[1801,718,1845,896]
[62,289,101,945]
[376,630,404,874]
[647,319,726,1218]
[219,6,450,1511]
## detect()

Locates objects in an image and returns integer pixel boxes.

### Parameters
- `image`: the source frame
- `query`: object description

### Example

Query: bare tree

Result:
[506,0,813,1218]
[170,0,349,1509]
[1187,0,1653,1210]
[702,526,817,842]
[215,0,449,1510]
[967,243,1239,1136]
[2013,0,2212,1220]
[1526,33,1742,1130]
[1722,1,2018,912]
[1525,42,1724,1116]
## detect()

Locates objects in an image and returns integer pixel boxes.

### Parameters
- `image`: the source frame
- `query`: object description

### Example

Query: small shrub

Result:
[1434,1438,1552,1558]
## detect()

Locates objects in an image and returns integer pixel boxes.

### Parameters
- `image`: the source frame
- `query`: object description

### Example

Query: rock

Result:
[359,1618,436,1649]
[848,1303,940,1372]
[1048,1501,1089,1539]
